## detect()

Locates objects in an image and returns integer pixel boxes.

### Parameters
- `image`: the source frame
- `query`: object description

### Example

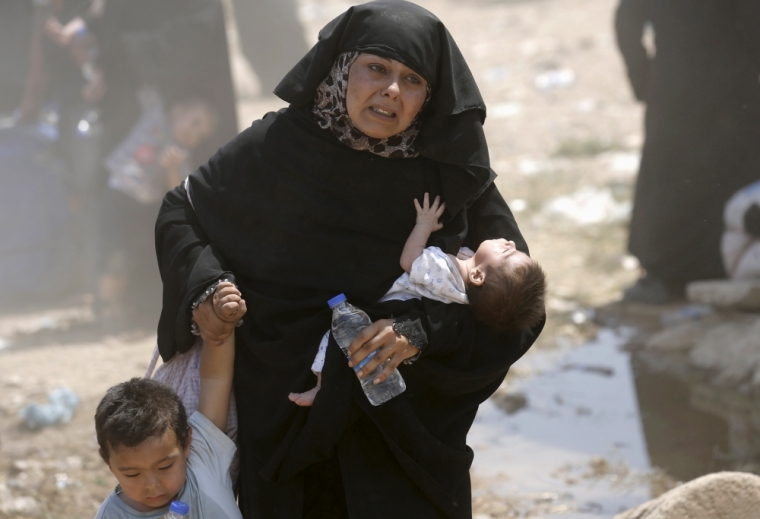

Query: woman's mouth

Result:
[370,106,396,118]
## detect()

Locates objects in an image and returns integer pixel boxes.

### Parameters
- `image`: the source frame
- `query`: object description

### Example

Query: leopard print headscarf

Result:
[312,52,430,159]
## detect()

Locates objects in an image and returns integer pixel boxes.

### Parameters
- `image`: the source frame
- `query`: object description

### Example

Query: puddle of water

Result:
[469,328,652,517]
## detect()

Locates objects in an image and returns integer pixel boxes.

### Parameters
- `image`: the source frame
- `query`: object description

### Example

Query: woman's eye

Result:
[406,75,421,85]
[158,464,174,471]
[368,64,385,74]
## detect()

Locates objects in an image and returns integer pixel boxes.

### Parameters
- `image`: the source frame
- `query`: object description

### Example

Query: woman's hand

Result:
[347,319,419,384]
[192,283,247,347]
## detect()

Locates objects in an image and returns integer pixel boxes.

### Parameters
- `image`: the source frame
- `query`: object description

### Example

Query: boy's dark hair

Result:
[95,378,190,463]
[170,97,220,134]
[467,258,547,333]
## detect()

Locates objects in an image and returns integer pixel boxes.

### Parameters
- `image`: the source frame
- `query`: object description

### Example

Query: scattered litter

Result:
[571,308,595,325]
[562,363,615,377]
[482,66,509,83]
[660,305,712,327]
[621,255,639,271]
[19,387,79,429]
[38,317,56,329]
[575,98,597,112]
[518,158,550,176]
[543,187,632,225]
[547,298,578,313]
[490,102,522,119]
[509,198,528,212]
[535,68,575,91]
[0,495,42,517]
[600,152,641,175]
[54,473,80,490]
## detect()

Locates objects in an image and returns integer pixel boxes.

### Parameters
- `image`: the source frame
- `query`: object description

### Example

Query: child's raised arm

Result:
[198,283,246,430]
[400,193,446,272]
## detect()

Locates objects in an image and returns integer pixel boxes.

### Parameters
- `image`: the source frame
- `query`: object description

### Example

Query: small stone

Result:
[687,279,760,310]
[689,321,760,383]
[0,496,42,517]
[614,472,760,519]
[4,375,22,388]
[492,390,528,415]
[646,322,704,351]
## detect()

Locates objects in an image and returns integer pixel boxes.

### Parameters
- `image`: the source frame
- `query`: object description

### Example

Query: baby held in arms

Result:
[289,193,547,406]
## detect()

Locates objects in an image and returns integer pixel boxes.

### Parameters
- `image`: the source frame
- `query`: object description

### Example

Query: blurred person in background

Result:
[232,0,309,95]
[0,3,34,118]
[3,0,237,325]
[616,0,760,304]
[0,0,105,307]
[90,0,238,327]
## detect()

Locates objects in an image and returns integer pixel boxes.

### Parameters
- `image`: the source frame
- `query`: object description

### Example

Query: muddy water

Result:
[469,327,738,517]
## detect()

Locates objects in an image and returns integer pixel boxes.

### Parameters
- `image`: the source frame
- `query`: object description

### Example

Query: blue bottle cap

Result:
[327,293,347,308]
[169,501,189,515]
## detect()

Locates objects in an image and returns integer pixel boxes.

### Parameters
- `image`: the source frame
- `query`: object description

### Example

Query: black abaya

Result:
[616,0,760,289]
[156,3,543,517]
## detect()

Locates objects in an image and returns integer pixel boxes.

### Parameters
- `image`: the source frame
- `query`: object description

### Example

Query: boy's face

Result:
[106,428,192,512]
[171,105,215,151]
[473,238,531,272]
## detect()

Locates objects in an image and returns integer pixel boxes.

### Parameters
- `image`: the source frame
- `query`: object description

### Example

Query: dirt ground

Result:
[0,0,651,517]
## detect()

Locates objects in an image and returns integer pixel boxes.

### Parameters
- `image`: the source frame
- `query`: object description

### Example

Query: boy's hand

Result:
[159,145,188,172]
[212,282,246,323]
[413,193,445,232]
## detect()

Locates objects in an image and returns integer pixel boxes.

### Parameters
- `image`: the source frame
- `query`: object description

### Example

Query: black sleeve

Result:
[155,182,234,360]
[614,0,650,101]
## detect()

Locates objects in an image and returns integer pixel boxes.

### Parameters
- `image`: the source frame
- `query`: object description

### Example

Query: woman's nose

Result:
[382,79,401,98]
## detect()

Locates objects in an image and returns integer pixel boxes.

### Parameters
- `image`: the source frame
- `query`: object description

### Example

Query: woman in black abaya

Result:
[155,2,544,518]
[616,0,760,302]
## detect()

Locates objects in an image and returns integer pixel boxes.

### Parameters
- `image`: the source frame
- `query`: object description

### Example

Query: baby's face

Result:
[473,238,532,272]
[171,104,215,150]
[106,428,191,512]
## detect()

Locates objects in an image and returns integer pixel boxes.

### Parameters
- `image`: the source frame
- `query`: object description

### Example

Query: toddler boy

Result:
[94,285,245,518]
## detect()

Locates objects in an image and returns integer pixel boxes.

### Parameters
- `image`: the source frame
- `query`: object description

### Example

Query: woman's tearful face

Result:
[346,53,428,139]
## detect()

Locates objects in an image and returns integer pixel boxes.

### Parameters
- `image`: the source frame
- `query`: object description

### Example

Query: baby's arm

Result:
[198,285,245,431]
[400,193,446,272]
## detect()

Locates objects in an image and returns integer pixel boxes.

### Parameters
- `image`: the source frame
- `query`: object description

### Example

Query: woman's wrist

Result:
[392,318,427,364]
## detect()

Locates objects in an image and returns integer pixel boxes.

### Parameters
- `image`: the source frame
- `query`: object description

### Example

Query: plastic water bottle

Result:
[328,294,406,406]
[163,501,189,518]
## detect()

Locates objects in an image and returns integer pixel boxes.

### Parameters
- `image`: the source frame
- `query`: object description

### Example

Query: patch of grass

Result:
[553,138,620,158]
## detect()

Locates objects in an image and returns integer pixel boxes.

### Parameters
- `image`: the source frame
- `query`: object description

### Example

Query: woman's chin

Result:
[357,125,398,139]
[353,115,402,139]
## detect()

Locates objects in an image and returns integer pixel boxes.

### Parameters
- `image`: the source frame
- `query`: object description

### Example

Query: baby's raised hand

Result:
[212,281,247,323]
[413,193,446,232]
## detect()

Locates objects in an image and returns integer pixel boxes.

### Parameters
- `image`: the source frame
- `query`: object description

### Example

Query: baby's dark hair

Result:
[95,378,190,463]
[467,258,547,333]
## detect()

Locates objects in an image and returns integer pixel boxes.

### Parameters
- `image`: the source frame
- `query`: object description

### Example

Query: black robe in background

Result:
[156,3,544,517]
[0,3,33,114]
[93,0,237,169]
[616,0,760,289]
